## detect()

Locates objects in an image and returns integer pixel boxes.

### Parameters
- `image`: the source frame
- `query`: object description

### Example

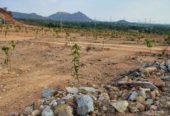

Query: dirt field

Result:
[0,27,169,115]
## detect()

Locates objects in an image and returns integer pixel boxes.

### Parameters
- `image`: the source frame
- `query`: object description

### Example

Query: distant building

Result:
[0,7,14,24]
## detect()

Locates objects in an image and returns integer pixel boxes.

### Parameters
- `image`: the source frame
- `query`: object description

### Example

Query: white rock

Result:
[66,87,79,94]
[111,100,129,113]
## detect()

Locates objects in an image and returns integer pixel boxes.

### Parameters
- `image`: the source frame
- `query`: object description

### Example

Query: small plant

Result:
[2,46,10,65]
[145,39,154,53]
[65,32,72,45]
[1,41,16,72]
[35,29,39,39]
[4,25,9,38]
[71,43,81,83]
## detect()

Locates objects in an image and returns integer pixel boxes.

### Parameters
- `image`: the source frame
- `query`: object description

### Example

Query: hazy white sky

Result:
[0,0,170,24]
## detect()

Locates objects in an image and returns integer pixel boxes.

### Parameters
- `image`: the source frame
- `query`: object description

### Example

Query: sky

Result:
[0,0,170,24]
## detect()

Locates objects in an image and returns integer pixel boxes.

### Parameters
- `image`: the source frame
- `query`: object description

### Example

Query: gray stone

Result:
[42,89,54,98]
[166,59,170,72]
[129,91,138,101]
[161,76,170,81]
[146,99,154,106]
[111,100,129,113]
[77,95,94,116]
[117,81,158,90]
[79,87,97,93]
[159,63,167,71]
[66,87,79,94]
[42,106,54,116]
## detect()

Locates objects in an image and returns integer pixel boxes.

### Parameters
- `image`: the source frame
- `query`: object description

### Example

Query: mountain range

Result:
[12,11,93,22]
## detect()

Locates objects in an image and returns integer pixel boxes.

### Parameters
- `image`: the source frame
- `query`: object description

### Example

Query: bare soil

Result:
[0,29,169,116]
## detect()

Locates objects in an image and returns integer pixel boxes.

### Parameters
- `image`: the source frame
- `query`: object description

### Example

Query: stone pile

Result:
[10,59,170,116]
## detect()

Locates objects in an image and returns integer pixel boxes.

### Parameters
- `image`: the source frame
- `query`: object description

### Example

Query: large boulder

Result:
[77,95,94,116]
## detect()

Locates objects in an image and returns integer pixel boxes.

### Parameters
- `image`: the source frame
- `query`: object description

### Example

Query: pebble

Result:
[129,91,138,101]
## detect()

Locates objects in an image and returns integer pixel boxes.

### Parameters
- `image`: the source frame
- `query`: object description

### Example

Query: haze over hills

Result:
[12,11,93,22]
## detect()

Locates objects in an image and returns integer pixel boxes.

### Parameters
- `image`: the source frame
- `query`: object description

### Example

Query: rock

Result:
[136,102,145,111]
[117,81,158,90]
[24,106,33,115]
[54,104,73,116]
[148,78,165,87]
[49,100,57,107]
[151,91,156,99]
[150,105,158,111]
[79,87,97,93]
[136,96,145,104]
[42,89,54,98]
[166,101,170,108]
[146,99,154,106]
[143,66,157,74]
[161,76,170,81]
[159,63,167,71]
[66,87,79,94]
[42,106,54,116]
[111,100,129,113]
[98,93,110,102]
[62,94,74,101]
[31,110,41,116]
[129,91,138,101]
[77,95,94,116]
[128,106,139,113]
[129,71,141,77]
[166,59,170,72]
[139,87,147,99]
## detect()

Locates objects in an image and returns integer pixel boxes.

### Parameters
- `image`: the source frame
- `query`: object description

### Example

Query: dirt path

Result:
[29,40,170,54]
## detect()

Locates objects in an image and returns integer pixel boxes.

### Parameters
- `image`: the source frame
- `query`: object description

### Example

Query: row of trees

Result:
[17,19,170,35]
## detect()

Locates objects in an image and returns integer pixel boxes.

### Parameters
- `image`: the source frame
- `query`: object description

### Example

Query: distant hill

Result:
[12,12,47,20]
[116,20,129,24]
[48,11,93,22]
[12,11,93,22]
